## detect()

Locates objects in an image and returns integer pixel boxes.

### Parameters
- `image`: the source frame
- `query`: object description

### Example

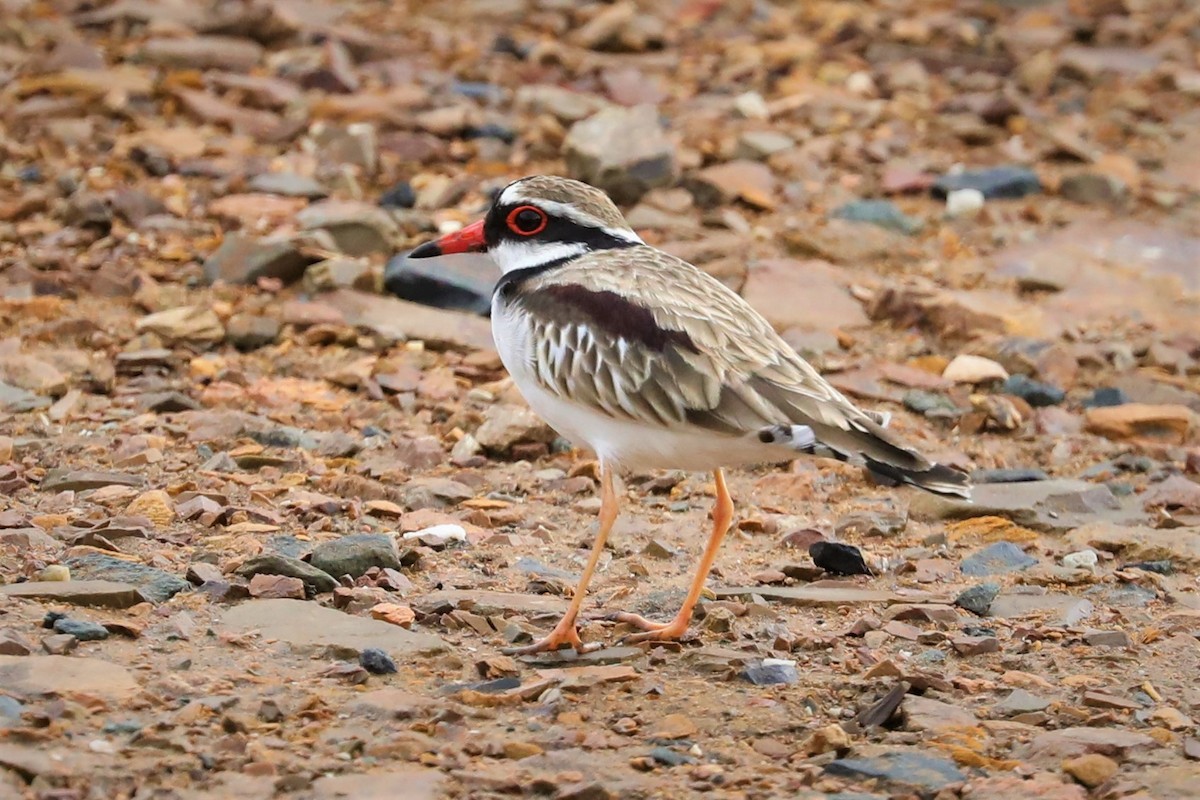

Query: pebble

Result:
[972,468,1049,484]
[1061,550,1098,570]
[831,200,922,235]
[563,105,676,204]
[742,660,799,686]
[954,582,1000,616]
[309,534,403,579]
[1062,753,1118,788]
[1002,374,1065,407]
[809,541,872,576]
[359,648,398,675]
[933,165,1042,199]
[960,542,1037,576]
[53,618,110,641]
[38,564,71,582]
[1084,387,1129,408]
[945,187,985,218]
[942,354,1009,383]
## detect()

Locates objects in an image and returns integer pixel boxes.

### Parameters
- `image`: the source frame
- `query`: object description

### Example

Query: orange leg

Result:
[621,469,734,643]
[504,460,618,654]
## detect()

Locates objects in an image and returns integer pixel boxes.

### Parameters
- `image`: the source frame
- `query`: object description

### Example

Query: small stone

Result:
[309,534,402,579]
[943,354,1009,384]
[1060,172,1126,206]
[1062,753,1118,788]
[236,554,338,594]
[0,631,33,656]
[825,750,966,793]
[52,618,109,642]
[995,689,1051,716]
[835,511,907,538]
[1061,550,1098,570]
[647,713,697,739]
[378,181,416,208]
[1085,403,1194,445]
[809,541,872,576]
[952,635,1000,656]
[801,723,851,756]
[38,564,70,582]
[972,468,1048,484]
[474,404,556,454]
[401,524,467,549]
[359,648,397,675]
[137,305,224,344]
[563,105,676,204]
[125,489,175,528]
[945,188,985,218]
[0,580,146,609]
[1084,630,1131,648]
[1084,387,1129,408]
[42,469,143,493]
[831,200,922,235]
[742,659,799,686]
[41,634,77,655]
[933,166,1041,199]
[1002,374,1065,407]
[961,542,1037,576]
[687,160,777,210]
[203,232,316,286]
[248,574,306,599]
[248,172,326,198]
[225,314,280,351]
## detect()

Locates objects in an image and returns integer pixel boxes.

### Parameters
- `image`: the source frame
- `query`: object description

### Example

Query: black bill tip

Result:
[407,240,442,259]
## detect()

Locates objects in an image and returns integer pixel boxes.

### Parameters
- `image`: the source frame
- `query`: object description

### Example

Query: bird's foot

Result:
[502,619,602,655]
[608,611,691,643]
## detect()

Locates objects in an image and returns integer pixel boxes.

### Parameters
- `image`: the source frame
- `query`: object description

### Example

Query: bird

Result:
[408,175,971,654]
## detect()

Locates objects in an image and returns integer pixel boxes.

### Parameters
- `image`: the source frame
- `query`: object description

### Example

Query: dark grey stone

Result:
[53,618,109,641]
[954,582,1000,616]
[932,165,1041,199]
[825,750,966,792]
[65,553,188,603]
[309,534,401,579]
[236,554,336,594]
[831,200,923,235]
[972,467,1049,483]
[1001,374,1065,406]
[359,648,397,675]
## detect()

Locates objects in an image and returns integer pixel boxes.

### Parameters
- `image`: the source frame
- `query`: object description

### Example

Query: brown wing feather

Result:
[510,247,968,495]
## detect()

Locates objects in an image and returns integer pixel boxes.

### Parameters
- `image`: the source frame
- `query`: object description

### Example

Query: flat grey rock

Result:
[715,585,938,606]
[908,478,1147,532]
[0,655,138,698]
[221,599,445,658]
[0,580,146,608]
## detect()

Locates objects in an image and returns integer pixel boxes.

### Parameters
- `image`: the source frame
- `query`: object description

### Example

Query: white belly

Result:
[491,296,780,471]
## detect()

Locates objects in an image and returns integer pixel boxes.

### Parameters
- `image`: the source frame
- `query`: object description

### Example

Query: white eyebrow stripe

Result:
[498,188,645,245]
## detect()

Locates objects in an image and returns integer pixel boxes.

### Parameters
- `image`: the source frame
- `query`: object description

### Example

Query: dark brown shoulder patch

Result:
[525,284,698,353]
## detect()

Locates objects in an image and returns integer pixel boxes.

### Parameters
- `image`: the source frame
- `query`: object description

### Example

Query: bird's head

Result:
[407,176,643,273]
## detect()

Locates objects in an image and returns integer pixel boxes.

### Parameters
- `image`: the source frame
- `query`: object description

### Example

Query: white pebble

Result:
[946,188,985,219]
[762,657,797,668]
[846,71,877,96]
[733,91,770,120]
[402,524,467,543]
[1062,550,1098,570]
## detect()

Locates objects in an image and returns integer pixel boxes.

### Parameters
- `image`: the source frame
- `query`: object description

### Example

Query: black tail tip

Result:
[866,459,972,499]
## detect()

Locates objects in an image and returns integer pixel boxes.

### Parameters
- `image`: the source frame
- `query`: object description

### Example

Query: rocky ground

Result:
[1,0,1199,798]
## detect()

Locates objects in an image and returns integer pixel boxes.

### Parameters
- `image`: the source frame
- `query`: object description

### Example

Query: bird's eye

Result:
[506,205,548,236]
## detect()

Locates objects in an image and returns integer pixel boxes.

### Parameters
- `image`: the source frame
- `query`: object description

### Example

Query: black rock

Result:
[972,467,1049,484]
[140,391,201,413]
[42,610,68,629]
[1084,387,1129,408]
[954,582,1000,616]
[742,662,799,686]
[65,553,188,603]
[932,166,1041,199]
[378,181,416,209]
[809,541,872,576]
[17,165,42,183]
[465,676,522,694]
[359,648,397,675]
[53,618,110,641]
[1001,374,1064,407]
[383,251,497,315]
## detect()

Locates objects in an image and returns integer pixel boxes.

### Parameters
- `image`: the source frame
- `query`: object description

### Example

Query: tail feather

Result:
[863,456,972,499]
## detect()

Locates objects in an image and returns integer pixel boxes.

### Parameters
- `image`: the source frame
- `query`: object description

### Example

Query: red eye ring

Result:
[506,205,548,236]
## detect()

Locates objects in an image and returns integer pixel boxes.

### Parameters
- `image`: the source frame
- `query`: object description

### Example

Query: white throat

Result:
[489,239,589,274]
